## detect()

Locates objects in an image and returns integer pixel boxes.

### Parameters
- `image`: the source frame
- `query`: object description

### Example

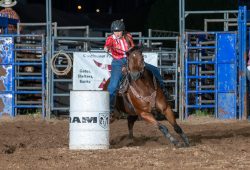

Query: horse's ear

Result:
[126,47,134,56]
[137,43,144,51]
[137,45,143,53]
[126,49,130,56]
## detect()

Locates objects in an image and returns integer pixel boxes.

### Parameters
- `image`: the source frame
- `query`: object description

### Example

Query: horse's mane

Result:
[126,46,143,56]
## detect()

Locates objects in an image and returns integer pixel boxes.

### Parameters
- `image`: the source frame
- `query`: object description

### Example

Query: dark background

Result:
[9,0,249,33]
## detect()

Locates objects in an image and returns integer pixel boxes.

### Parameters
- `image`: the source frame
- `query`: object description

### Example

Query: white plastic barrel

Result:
[69,91,110,150]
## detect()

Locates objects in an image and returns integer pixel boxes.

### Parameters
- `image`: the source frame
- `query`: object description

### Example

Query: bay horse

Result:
[104,46,189,147]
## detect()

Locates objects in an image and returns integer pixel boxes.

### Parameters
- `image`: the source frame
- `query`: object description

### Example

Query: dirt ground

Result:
[0,115,250,170]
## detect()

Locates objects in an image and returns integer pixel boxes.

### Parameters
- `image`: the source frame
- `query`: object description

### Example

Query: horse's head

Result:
[126,46,145,80]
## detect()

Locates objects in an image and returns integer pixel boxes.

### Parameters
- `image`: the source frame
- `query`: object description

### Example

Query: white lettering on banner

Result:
[73,52,158,90]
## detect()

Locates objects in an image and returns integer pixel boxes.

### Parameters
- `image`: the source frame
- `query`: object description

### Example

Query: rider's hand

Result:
[104,47,109,53]
[122,66,127,74]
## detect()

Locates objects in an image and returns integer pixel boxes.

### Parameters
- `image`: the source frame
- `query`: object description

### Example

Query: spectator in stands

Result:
[104,19,167,113]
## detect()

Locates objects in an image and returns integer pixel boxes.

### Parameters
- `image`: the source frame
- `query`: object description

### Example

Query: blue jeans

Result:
[108,58,127,112]
[145,63,164,88]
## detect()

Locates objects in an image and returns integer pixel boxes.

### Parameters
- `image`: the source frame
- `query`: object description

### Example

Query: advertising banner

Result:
[73,52,158,90]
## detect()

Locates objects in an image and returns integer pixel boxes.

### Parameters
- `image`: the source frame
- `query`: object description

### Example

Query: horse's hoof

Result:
[172,140,181,147]
[175,143,185,148]
[128,135,134,139]
[127,137,134,144]
[184,142,190,147]
[110,117,117,124]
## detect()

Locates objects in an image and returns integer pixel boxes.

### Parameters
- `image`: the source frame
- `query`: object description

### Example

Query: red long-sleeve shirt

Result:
[104,33,134,59]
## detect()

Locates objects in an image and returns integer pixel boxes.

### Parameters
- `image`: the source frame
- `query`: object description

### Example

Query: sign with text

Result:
[73,52,158,90]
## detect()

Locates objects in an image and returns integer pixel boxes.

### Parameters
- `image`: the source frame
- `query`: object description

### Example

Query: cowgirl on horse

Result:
[104,20,166,114]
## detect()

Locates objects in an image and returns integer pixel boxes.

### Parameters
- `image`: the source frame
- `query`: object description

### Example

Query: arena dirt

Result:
[0,115,250,170]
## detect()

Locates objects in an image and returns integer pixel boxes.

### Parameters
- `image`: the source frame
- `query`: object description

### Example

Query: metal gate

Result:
[184,32,238,119]
[0,34,46,117]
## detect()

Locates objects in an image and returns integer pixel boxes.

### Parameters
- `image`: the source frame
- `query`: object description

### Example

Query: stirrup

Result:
[118,75,129,94]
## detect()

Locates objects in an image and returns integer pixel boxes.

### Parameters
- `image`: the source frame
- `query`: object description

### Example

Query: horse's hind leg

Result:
[127,115,138,139]
[163,106,189,147]
[139,111,179,146]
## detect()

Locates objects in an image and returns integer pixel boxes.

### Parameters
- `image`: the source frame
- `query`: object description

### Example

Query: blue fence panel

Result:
[0,37,13,116]
[218,93,236,119]
[217,33,237,119]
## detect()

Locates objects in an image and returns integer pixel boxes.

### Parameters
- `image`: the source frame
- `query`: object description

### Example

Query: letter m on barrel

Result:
[82,117,97,123]
[70,116,97,123]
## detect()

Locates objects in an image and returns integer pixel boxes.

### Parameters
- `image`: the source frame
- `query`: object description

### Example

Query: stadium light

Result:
[77,5,82,10]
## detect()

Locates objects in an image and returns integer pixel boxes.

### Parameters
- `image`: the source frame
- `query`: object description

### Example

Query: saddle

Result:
[118,65,129,94]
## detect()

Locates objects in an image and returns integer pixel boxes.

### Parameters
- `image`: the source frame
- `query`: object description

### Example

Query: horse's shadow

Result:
[110,126,250,149]
[187,127,250,145]
[110,134,162,149]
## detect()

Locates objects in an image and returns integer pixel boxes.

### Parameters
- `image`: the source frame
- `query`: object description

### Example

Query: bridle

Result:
[127,52,145,81]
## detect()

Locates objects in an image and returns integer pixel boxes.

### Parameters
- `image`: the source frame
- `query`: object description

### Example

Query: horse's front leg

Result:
[163,106,190,147]
[127,115,138,139]
[138,111,179,146]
